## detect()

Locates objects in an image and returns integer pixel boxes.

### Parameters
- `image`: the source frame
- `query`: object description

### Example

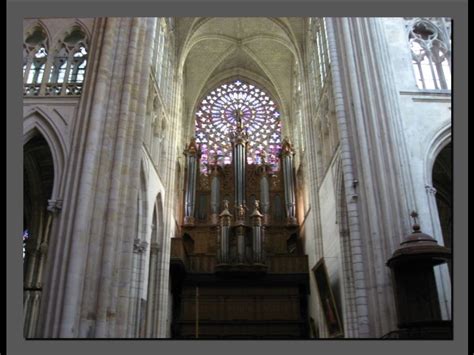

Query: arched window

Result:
[49,26,88,95]
[23,26,49,96]
[195,79,282,173]
[24,24,88,96]
[48,46,68,85]
[407,18,451,90]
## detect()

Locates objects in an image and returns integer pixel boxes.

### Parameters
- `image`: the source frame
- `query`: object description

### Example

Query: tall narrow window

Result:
[69,46,88,83]
[23,26,48,96]
[408,18,451,90]
[26,47,48,84]
[309,18,331,98]
[49,46,68,84]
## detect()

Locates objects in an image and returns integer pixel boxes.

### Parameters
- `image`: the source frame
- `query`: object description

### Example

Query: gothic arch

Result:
[424,123,451,186]
[23,133,56,338]
[144,192,165,337]
[186,47,289,124]
[24,109,67,200]
[193,71,286,122]
[424,123,452,266]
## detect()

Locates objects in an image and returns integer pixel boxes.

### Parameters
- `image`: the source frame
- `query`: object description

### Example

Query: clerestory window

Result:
[407,18,451,90]
[23,25,88,96]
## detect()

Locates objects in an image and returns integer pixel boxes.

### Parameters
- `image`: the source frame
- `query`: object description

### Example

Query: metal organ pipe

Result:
[281,138,297,225]
[184,138,200,225]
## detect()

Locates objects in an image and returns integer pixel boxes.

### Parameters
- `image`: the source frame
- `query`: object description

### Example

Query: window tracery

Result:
[23,25,88,97]
[195,79,282,173]
[308,18,331,99]
[23,26,49,96]
[407,18,451,90]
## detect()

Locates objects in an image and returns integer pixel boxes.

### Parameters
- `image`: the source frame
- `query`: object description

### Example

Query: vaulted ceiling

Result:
[175,17,307,130]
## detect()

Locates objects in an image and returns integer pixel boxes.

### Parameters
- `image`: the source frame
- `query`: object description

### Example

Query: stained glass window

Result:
[23,229,30,259]
[195,79,282,173]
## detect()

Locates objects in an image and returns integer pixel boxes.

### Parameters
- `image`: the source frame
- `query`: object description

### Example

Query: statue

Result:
[281,137,294,155]
[222,199,229,211]
[259,150,267,165]
[251,200,263,218]
[235,108,244,130]
[237,204,246,220]
[185,137,199,155]
[254,200,260,211]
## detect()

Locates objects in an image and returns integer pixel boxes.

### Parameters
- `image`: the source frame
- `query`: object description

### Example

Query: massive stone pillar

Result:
[33,17,157,338]
[326,17,422,337]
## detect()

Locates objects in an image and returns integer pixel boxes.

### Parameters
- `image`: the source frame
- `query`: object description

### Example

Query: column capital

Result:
[425,184,437,195]
[47,199,63,213]
[133,238,148,254]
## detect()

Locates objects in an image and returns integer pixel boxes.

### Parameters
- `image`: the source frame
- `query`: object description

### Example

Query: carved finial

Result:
[410,211,421,232]
[185,137,199,155]
[281,137,294,155]
[237,204,246,220]
[251,200,263,219]
[235,108,244,129]
[219,199,232,218]
[259,150,267,165]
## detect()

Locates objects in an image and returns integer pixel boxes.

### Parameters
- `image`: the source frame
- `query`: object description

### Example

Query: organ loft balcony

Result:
[171,136,308,277]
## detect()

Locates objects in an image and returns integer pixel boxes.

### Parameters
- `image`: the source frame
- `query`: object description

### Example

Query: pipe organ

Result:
[170,121,309,339]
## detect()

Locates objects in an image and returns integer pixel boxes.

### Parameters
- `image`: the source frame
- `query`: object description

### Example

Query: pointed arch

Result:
[23,109,67,200]
[144,192,165,337]
[424,123,451,186]
[23,132,56,338]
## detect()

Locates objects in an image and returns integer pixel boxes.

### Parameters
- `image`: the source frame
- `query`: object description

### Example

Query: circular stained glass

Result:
[195,79,282,172]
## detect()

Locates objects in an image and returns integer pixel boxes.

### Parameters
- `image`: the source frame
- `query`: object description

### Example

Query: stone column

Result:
[114,17,157,338]
[93,17,147,338]
[57,17,123,338]
[145,241,160,337]
[326,17,419,337]
[127,239,148,338]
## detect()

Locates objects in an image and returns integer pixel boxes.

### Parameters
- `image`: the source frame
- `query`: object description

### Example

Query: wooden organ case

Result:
[170,126,309,339]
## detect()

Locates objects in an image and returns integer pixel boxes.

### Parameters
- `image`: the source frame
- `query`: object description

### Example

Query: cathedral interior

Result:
[21,17,453,339]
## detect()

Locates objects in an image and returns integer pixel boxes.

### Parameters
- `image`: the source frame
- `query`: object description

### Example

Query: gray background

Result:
[7,0,468,354]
